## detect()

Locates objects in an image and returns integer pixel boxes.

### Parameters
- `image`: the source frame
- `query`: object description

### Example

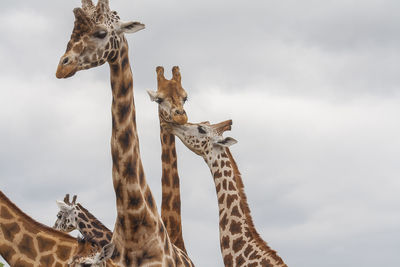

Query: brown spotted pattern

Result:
[0,191,79,266]
[169,121,287,267]
[55,1,194,266]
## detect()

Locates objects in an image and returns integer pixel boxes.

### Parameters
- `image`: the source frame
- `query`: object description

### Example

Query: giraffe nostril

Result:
[62,57,69,65]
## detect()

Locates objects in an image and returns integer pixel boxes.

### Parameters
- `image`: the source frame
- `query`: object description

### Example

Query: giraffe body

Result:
[56,1,194,265]
[167,121,287,267]
[0,191,78,267]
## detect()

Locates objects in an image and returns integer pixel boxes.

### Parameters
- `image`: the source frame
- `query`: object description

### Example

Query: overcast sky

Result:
[1,0,400,266]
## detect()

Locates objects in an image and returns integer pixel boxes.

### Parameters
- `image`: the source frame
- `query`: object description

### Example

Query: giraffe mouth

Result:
[56,63,78,79]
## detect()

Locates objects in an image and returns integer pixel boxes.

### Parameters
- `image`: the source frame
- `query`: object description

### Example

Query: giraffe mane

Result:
[0,190,77,242]
[224,149,286,264]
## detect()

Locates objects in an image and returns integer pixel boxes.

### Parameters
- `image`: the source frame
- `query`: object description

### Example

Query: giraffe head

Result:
[167,120,237,158]
[54,194,79,232]
[69,238,115,267]
[56,0,144,78]
[147,66,188,125]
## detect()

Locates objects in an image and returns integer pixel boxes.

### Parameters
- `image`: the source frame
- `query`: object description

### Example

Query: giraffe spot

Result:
[218,193,226,204]
[162,149,171,164]
[244,244,253,258]
[40,254,55,266]
[228,181,237,191]
[222,180,227,190]
[221,235,230,249]
[111,146,120,171]
[221,152,229,158]
[0,206,13,219]
[103,50,109,59]
[146,190,155,210]
[128,195,142,209]
[169,134,175,145]
[55,245,72,261]
[106,233,112,242]
[78,222,87,229]
[261,258,273,267]
[0,245,16,262]
[172,159,177,169]
[118,216,126,232]
[220,213,228,231]
[226,194,239,209]
[137,249,157,265]
[231,206,241,218]
[223,254,233,266]
[224,170,232,177]
[115,180,124,203]
[172,173,180,187]
[139,164,145,187]
[171,147,177,158]
[121,56,129,71]
[172,196,181,211]
[162,192,173,209]
[117,102,131,124]
[212,160,218,167]
[108,51,116,61]
[18,234,37,260]
[232,236,246,253]
[221,160,225,168]
[216,183,221,192]
[214,170,223,179]
[54,262,63,267]
[249,250,259,260]
[14,258,31,267]
[235,254,245,266]
[37,235,56,253]
[161,168,171,187]
[1,222,20,242]
[78,212,89,222]
[118,81,131,98]
[118,127,133,151]
[226,161,231,167]
[92,229,104,238]
[123,155,137,182]
[229,220,242,235]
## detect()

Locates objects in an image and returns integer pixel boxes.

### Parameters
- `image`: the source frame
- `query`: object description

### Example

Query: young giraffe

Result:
[147,66,188,253]
[56,1,194,266]
[0,190,79,266]
[165,121,288,267]
[54,194,112,248]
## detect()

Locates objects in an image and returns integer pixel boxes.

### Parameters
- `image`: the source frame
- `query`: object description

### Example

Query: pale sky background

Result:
[1,0,400,266]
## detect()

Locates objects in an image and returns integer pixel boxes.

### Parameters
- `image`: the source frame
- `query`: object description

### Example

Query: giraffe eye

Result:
[198,126,207,134]
[93,30,107,39]
[155,97,163,104]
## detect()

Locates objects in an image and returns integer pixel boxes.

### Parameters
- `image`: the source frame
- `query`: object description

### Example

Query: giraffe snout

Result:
[56,55,78,79]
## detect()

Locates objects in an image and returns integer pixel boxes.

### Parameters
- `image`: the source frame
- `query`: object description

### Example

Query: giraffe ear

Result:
[97,243,115,262]
[215,137,238,147]
[147,90,158,102]
[118,21,145,34]
[56,200,73,212]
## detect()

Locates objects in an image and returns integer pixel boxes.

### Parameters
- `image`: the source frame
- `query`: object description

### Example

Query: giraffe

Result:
[55,1,194,266]
[147,66,188,253]
[0,190,79,266]
[165,120,288,267]
[54,194,113,248]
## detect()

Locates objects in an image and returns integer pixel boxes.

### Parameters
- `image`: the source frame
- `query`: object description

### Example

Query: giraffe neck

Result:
[0,191,77,267]
[159,121,187,253]
[74,204,112,248]
[108,39,170,265]
[206,149,287,267]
